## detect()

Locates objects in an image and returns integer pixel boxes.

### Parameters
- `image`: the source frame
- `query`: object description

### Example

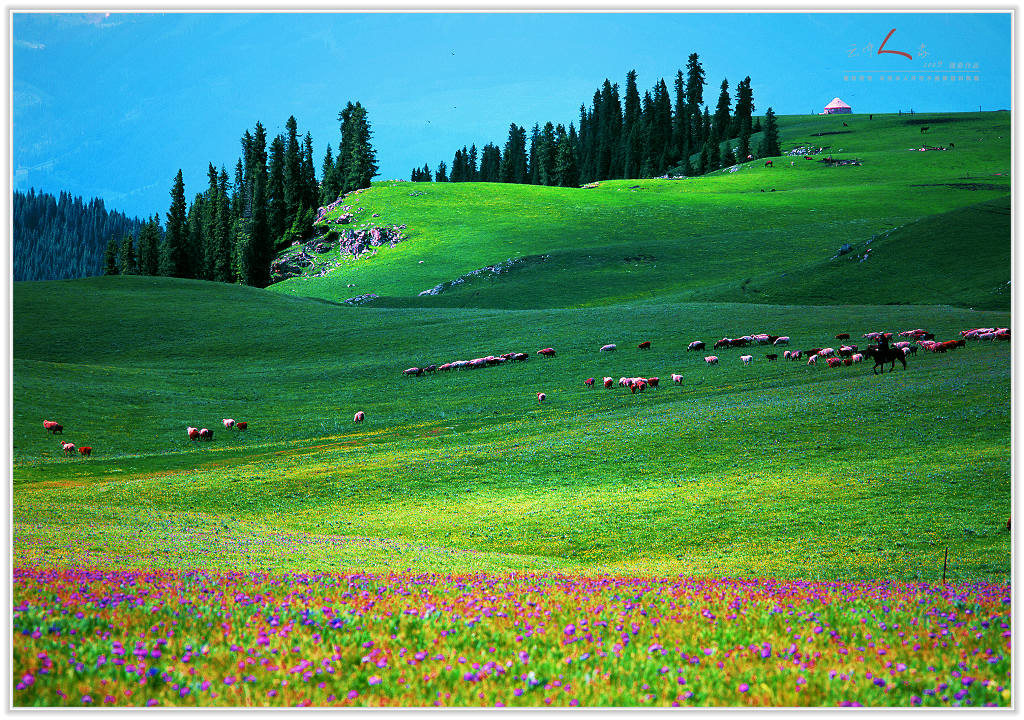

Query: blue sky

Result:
[11,11,1012,219]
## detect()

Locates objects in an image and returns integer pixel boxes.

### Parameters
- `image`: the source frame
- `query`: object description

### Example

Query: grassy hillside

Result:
[266,112,1009,310]
[13,276,1010,581]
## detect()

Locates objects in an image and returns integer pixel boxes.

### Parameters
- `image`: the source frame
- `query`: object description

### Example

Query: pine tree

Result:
[499,124,528,183]
[732,76,755,137]
[671,69,688,166]
[245,170,272,287]
[185,194,206,279]
[104,236,119,275]
[267,135,288,242]
[321,144,336,202]
[479,144,501,182]
[301,132,317,211]
[435,161,448,182]
[284,116,302,217]
[722,142,737,167]
[137,215,161,276]
[468,144,478,180]
[555,123,580,187]
[160,169,189,277]
[685,53,707,147]
[650,78,673,175]
[758,107,781,158]
[737,116,753,162]
[622,70,642,178]
[337,102,378,193]
[713,78,731,144]
[527,124,541,184]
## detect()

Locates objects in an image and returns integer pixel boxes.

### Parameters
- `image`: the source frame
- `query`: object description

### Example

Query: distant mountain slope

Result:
[13,189,145,281]
[268,112,1010,310]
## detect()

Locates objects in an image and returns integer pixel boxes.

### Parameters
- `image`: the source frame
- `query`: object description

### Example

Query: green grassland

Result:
[268,112,1009,310]
[12,112,1011,584]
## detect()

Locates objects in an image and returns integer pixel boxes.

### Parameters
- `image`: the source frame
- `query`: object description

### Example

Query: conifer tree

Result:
[284,116,302,217]
[214,169,233,283]
[245,170,272,287]
[301,132,317,211]
[468,144,478,179]
[758,107,781,158]
[555,123,580,187]
[685,53,707,146]
[713,79,731,144]
[104,236,119,275]
[622,70,642,178]
[499,124,528,183]
[186,194,207,279]
[671,69,689,165]
[337,102,378,192]
[267,135,288,242]
[737,116,753,162]
[117,233,137,275]
[137,215,161,276]
[722,141,737,167]
[435,161,448,182]
[160,169,189,277]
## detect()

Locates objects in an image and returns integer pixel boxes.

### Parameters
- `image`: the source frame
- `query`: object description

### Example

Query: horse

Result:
[865,344,907,374]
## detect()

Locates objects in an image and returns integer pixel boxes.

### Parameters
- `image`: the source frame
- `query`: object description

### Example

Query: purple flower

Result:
[347,690,358,700]
[564,624,576,636]
[738,683,749,693]
[368,676,381,686]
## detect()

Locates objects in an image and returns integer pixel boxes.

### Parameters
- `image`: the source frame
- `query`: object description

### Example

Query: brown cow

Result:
[78,446,92,458]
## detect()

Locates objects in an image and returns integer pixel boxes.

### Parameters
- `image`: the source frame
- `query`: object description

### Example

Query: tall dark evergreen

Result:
[160,169,189,277]
[137,215,161,277]
[712,78,731,144]
[736,116,753,162]
[104,236,119,275]
[555,123,580,187]
[468,144,478,180]
[685,53,707,147]
[499,124,528,183]
[758,107,781,158]
[732,76,754,138]
[435,160,448,182]
[267,135,288,242]
[649,78,673,175]
[283,116,302,217]
[301,133,318,211]
[622,69,643,178]
[118,233,137,275]
[337,101,378,193]
[214,169,233,283]
[185,194,206,279]
[479,144,501,182]
[671,70,689,165]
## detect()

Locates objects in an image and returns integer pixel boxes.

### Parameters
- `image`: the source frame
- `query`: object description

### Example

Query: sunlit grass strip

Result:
[13,568,1010,707]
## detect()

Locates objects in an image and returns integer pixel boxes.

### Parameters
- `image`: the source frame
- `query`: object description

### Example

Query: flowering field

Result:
[12,568,1010,707]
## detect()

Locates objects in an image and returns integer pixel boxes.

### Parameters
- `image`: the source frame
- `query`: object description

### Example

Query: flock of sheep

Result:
[42,325,1008,457]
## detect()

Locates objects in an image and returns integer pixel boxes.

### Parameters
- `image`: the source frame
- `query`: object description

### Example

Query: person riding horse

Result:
[867,334,906,374]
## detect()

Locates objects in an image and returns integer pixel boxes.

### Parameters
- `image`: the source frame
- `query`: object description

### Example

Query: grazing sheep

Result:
[43,420,63,435]
[78,446,92,458]
[671,373,683,384]
[198,428,213,441]
[61,441,76,455]
[773,336,790,346]
[704,356,719,365]
[648,377,659,388]
[537,392,546,402]
[403,367,423,377]
[236,422,248,430]
[766,353,778,362]
[187,426,200,441]
[817,347,835,358]
[807,355,818,365]
[537,348,556,357]
[584,377,595,388]
[851,353,864,363]
[354,411,365,422]
[603,377,614,389]
[826,357,843,368]
[600,344,617,352]
[687,341,706,352]
[835,333,851,340]
[638,340,651,350]
[223,418,236,429]
[740,354,753,365]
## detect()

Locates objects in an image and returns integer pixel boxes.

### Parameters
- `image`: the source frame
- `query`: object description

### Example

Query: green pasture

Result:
[12,111,1011,583]
[13,276,1010,582]
[268,112,1009,310]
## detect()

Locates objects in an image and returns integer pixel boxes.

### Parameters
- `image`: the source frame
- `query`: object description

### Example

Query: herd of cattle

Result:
[42,326,1008,457]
